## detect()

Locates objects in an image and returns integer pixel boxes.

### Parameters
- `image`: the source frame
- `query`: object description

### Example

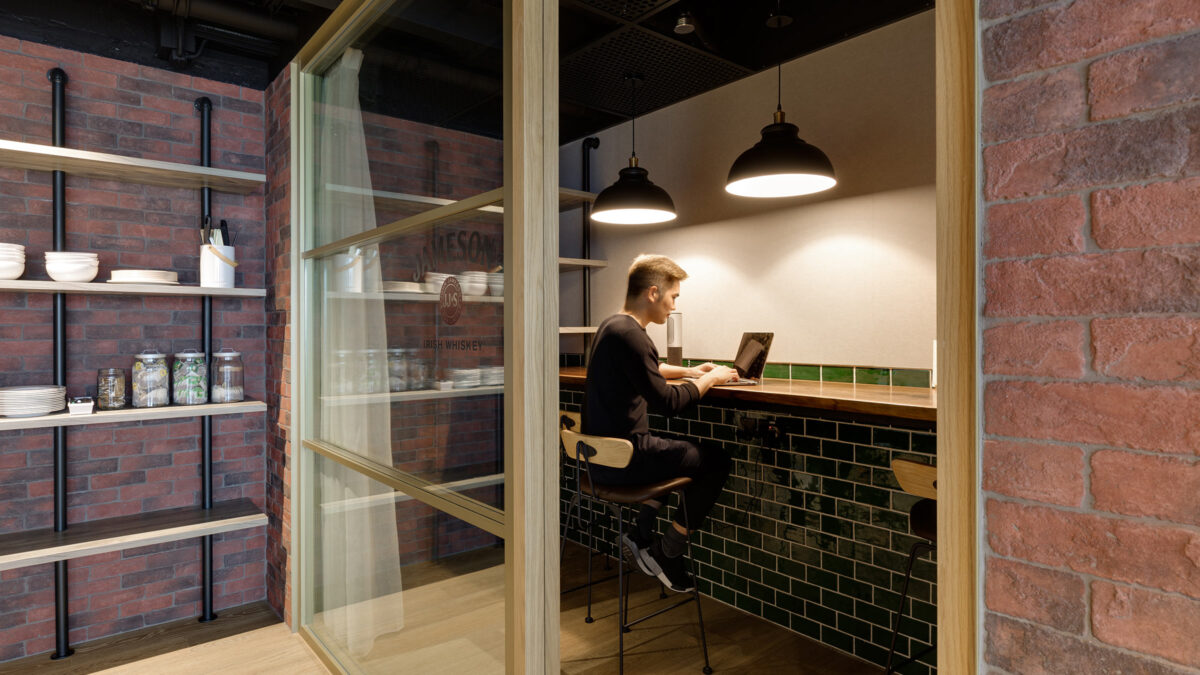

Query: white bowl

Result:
[0,253,25,261]
[0,243,25,251]
[45,253,98,260]
[461,279,486,295]
[45,263,99,282]
[0,260,24,280]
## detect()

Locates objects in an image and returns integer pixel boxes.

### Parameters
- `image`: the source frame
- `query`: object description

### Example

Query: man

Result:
[582,254,737,592]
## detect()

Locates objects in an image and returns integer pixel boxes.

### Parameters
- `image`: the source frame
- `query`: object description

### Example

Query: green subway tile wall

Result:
[562,355,935,391]
[559,385,938,674]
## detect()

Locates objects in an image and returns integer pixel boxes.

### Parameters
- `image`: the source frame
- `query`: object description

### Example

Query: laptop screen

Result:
[733,333,773,379]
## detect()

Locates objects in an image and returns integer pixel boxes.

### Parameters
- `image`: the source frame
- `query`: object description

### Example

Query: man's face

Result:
[649,280,679,324]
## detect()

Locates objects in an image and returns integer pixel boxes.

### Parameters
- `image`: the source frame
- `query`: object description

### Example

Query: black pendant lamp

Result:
[591,74,677,225]
[726,10,836,199]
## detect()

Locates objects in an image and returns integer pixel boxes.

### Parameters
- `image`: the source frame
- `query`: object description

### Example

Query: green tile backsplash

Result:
[564,354,934,389]
[822,366,854,383]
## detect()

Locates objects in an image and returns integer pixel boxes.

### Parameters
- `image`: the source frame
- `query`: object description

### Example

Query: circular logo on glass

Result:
[440,275,463,325]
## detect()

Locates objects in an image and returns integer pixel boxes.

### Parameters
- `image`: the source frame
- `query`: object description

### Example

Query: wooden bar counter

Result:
[559,366,936,422]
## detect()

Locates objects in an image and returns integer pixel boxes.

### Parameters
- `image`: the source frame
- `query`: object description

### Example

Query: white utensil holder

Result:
[200,244,236,288]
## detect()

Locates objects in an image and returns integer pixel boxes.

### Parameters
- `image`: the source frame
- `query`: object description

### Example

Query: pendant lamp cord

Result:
[777,61,782,113]
[630,76,638,159]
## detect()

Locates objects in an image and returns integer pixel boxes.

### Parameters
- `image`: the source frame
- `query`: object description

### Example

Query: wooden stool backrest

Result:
[559,427,634,470]
[892,458,937,500]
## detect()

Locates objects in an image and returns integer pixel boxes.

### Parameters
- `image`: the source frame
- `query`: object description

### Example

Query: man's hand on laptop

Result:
[693,365,738,396]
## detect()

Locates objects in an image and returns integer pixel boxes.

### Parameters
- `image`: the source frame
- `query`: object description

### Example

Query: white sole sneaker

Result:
[636,546,695,593]
[621,534,652,575]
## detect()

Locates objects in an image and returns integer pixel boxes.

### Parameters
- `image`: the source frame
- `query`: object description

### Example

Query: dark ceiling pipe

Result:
[132,0,298,43]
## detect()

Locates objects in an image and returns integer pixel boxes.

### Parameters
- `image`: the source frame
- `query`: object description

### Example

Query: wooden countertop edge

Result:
[559,368,937,422]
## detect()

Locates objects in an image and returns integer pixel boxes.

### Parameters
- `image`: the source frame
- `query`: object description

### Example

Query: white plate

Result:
[106,280,180,285]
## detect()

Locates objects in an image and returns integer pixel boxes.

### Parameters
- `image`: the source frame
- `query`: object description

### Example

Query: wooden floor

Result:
[0,602,325,675]
[560,544,882,674]
[1,546,881,674]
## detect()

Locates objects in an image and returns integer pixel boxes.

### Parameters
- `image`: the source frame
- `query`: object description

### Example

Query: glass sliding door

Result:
[291,1,559,671]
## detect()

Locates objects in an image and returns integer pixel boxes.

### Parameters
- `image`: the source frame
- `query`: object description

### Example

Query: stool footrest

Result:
[622,594,696,630]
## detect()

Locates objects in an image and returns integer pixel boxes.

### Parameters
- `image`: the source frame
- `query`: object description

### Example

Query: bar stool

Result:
[560,423,713,674]
[559,411,617,618]
[886,458,937,674]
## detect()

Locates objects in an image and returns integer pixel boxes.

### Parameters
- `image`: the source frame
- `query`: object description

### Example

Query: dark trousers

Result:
[589,434,731,531]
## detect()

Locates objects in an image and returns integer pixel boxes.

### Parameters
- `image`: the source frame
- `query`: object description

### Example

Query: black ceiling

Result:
[0,0,933,142]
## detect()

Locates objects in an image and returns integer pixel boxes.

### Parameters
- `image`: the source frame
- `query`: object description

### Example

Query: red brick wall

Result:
[980,2,1200,672]
[0,39,271,660]
[264,65,292,626]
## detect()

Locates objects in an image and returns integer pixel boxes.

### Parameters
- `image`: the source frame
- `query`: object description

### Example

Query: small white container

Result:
[200,244,236,288]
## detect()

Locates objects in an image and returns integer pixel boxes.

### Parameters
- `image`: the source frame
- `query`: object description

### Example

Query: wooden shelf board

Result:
[0,400,266,432]
[325,184,595,213]
[326,290,502,303]
[0,139,264,194]
[0,499,267,572]
[559,327,598,335]
[321,386,503,406]
[0,279,266,297]
[558,258,607,271]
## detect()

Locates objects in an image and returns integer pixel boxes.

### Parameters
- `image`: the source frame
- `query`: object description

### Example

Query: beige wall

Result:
[560,10,936,368]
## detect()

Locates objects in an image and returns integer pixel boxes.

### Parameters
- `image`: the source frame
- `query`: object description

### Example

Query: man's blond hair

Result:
[625,254,688,304]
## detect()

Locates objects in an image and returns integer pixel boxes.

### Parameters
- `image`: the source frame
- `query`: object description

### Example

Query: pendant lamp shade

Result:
[591,162,677,225]
[726,112,836,198]
[590,73,677,225]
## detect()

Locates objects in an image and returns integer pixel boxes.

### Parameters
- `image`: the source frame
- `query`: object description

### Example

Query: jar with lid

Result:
[408,351,431,391]
[132,351,169,408]
[387,348,407,392]
[330,349,353,396]
[212,348,244,403]
[96,368,125,410]
[172,349,208,405]
[364,348,387,393]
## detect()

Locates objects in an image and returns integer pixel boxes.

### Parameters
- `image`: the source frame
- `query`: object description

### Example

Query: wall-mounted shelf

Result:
[325,184,595,214]
[0,400,266,432]
[0,499,267,572]
[0,139,265,194]
[559,327,598,335]
[0,280,267,298]
[326,290,503,303]
[321,386,503,406]
[558,258,607,272]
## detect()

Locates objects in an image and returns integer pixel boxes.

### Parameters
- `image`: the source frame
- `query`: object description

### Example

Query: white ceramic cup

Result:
[200,244,236,288]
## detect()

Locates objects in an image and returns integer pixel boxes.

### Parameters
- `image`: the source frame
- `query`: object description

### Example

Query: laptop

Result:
[685,332,774,386]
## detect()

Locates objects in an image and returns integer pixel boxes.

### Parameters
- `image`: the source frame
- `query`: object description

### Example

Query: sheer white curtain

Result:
[314,47,404,658]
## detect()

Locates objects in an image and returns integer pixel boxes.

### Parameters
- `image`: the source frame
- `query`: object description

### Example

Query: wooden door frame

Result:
[935,0,977,672]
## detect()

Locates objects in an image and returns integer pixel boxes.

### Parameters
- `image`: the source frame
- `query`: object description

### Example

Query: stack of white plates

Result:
[460,271,488,296]
[108,269,179,285]
[383,280,422,293]
[45,251,99,282]
[423,272,451,294]
[0,243,24,280]
[0,385,66,417]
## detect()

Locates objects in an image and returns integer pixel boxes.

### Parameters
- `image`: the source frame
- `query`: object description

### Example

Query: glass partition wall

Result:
[293,1,560,672]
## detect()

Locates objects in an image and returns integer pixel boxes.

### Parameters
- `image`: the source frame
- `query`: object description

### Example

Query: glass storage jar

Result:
[172,349,208,405]
[132,351,169,408]
[364,348,387,393]
[387,348,407,392]
[212,348,244,403]
[96,368,125,410]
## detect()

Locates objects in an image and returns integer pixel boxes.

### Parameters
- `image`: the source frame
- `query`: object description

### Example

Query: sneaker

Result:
[620,532,652,574]
[636,539,696,593]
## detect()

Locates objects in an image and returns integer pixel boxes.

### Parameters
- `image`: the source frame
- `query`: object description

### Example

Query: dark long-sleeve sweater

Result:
[582,313,700,440]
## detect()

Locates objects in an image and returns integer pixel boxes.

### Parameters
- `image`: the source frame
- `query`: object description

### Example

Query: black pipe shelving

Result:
[10,72,268,661]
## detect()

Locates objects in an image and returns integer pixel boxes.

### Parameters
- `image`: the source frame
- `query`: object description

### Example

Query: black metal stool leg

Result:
[680,493,712,674]
[617,510,625,675]
[886,540,936,674]
[561,491,582,560]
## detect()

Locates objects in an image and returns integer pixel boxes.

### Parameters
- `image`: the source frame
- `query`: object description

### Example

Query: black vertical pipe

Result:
[47,66,73,661]
[580,137,599,360]
[194,96,217,622]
